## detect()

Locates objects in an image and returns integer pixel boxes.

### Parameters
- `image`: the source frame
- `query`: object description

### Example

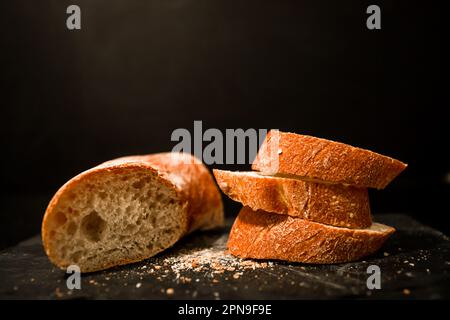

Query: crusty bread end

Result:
[42,153,223,273]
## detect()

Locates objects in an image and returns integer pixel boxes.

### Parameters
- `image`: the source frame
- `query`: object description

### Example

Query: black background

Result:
[0,0,448,249]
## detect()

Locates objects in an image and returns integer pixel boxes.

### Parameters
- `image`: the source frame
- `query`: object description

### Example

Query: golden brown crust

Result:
[213,170,371,228]
[109,153,224,232]
[227,207,395,264]
[42,152,223,272]
[252,131,407,189]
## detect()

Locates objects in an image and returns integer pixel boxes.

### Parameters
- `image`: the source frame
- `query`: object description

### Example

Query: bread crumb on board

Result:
[166,288,174,295]
[159,244,272,280]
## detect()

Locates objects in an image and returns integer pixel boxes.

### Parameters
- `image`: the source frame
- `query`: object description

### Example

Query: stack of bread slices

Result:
[214,131,407,264]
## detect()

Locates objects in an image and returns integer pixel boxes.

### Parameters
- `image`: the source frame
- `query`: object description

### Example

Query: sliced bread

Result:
[42,152,223,273]
[213,170,371,228]
[227,207,395,264]
[252,130,407,189]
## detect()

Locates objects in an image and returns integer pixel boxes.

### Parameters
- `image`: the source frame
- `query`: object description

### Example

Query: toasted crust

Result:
[227,207,395,264]
[120,153,224,232]
[252,131,407,189]
[42,152,223,272]
[213,170,371,228]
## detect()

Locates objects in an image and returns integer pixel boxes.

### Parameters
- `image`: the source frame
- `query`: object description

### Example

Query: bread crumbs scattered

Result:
[157,241,272,280]
[403,288,411,295]
[179,276,192,284]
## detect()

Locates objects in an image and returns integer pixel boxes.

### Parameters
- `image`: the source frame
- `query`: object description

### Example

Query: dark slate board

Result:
[1,214,449,299]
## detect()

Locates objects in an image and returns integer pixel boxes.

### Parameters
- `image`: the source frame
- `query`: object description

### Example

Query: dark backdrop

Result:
[1,0,448,249]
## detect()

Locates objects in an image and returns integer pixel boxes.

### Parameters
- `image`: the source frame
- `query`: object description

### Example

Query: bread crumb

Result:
[179,276,192,284]
[403,288,411,295]
[191,259,199,268]
[154,265,161,270]
[383,252,389,257]
[136,282,142,288]
[166,288,174,295]
[55,287,63,298]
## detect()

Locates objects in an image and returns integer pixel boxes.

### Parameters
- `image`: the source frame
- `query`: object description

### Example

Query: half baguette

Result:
[252,130,407,189]
[213,170,371,228]
[42,152,223,273]
[227,207,395,264]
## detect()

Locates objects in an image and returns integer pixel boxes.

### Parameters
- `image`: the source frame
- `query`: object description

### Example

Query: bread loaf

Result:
[213,170,371,228]
[42,152,223,273]
[227,207,394,264]
[252,130,407,189]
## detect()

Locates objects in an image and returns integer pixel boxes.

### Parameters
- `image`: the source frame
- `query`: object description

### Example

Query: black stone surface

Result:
[1,214,449,300]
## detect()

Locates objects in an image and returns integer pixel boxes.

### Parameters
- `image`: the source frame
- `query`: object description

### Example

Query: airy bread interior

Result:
[43,168,186,272]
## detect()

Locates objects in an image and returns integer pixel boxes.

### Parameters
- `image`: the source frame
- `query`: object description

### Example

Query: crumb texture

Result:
[44,169,184,272]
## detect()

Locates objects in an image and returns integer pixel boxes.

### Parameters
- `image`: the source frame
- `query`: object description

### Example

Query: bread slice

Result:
[252,130,407,189]
[227,207,395,264]
[42,152,223,273]
[213,170,371,228]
